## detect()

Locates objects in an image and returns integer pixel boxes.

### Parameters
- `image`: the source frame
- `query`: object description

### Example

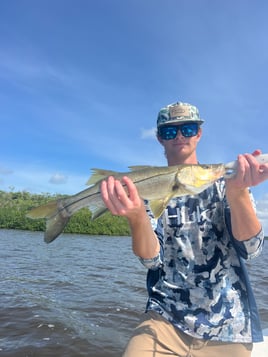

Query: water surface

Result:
[0,229,267,356]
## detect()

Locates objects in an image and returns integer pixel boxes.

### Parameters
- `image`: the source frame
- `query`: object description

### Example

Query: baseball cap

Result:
[157,101,204,127]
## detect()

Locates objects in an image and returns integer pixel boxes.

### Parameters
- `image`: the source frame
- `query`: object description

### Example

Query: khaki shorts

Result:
[123,311,253,357]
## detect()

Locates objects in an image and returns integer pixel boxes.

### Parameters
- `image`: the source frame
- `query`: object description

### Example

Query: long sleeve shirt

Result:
[139,178,264,343]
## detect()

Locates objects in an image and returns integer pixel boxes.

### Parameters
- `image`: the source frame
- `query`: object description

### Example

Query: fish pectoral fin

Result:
[86,169,119,185]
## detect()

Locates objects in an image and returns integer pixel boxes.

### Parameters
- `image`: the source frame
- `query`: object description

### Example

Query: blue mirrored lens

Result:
[180,123,198,137]
[159,123,198,140]
[159,127,178,140]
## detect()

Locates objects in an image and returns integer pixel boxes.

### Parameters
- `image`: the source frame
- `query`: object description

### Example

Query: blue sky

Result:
[1,0,268,232]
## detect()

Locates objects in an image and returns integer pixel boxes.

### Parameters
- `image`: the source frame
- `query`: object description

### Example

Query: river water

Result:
[0,229,267,356]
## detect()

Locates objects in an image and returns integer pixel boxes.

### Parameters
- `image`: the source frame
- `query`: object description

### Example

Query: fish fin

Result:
[26,201,59,219]
[44,215,70,243]
[149,199,168,219]
[128,165,154,171]
[26,200,70,244]
[91,207,108,220]
[86,168,120,185]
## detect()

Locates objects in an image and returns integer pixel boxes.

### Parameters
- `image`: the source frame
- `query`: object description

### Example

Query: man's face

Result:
[157,123,202,162]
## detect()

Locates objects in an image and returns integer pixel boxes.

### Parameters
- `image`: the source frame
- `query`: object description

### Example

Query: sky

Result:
[1,0,268,233]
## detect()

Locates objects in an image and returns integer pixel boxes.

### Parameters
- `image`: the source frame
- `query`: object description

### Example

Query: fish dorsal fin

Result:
[128,165,155,171]
[86,169,119,185]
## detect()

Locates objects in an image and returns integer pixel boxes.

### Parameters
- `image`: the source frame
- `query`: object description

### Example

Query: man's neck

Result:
[167,153,198,166]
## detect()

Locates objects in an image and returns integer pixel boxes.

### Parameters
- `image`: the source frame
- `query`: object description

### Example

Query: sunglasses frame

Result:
[158,123,199,140]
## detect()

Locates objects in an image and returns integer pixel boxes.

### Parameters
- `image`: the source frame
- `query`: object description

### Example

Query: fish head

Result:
[175,164,226,194]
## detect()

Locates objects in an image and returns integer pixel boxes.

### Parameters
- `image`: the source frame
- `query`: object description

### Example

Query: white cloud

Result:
[49,173,68,185]
[141,127,156,139]
[0,160,88,195]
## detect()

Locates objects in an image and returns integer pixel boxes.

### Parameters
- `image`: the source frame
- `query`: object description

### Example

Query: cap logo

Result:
[169,105,190,119]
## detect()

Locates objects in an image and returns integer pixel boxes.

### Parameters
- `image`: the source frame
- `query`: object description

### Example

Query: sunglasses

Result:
[158,123,199,140]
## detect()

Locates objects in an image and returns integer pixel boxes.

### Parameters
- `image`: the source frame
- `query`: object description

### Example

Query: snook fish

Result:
[26,154,268,243]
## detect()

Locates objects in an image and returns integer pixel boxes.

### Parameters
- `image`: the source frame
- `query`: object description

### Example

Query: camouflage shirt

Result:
[140,178,264,343]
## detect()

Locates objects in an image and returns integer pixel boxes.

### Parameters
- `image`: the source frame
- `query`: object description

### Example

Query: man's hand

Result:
[225,149,266,241]
[226,149,268,192]
[100,175,144,219]
[100,175,160,258]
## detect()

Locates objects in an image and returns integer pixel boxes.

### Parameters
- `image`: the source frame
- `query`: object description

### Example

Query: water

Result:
[0,229,267,356]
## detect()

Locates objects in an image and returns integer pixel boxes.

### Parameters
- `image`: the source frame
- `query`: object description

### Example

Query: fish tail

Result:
[26,200,60,219]
[26,200,71,243]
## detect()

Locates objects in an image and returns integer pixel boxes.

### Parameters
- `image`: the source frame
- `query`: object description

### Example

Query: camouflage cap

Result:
[157,101,204,127]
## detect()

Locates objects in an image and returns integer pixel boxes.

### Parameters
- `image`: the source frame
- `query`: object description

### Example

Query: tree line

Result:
[1,190,267,239]
[0,190,130,236]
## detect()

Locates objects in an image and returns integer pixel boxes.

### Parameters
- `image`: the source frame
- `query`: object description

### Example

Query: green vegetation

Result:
[1,190,267,239]
[0,190,130,236]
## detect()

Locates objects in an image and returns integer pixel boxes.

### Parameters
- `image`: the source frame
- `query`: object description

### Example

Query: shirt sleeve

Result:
[138,201,163,270]
[224,189,265,260]
[231,228,264,260]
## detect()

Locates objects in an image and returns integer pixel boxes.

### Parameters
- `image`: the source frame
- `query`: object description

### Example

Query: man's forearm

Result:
[227,188,262,241]
[128,207,160,259]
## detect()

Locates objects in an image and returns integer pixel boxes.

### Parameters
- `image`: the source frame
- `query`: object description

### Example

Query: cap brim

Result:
[157,119,204,127]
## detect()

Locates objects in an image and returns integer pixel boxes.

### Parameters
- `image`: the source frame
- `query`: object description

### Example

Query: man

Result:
[101,101,268,357]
